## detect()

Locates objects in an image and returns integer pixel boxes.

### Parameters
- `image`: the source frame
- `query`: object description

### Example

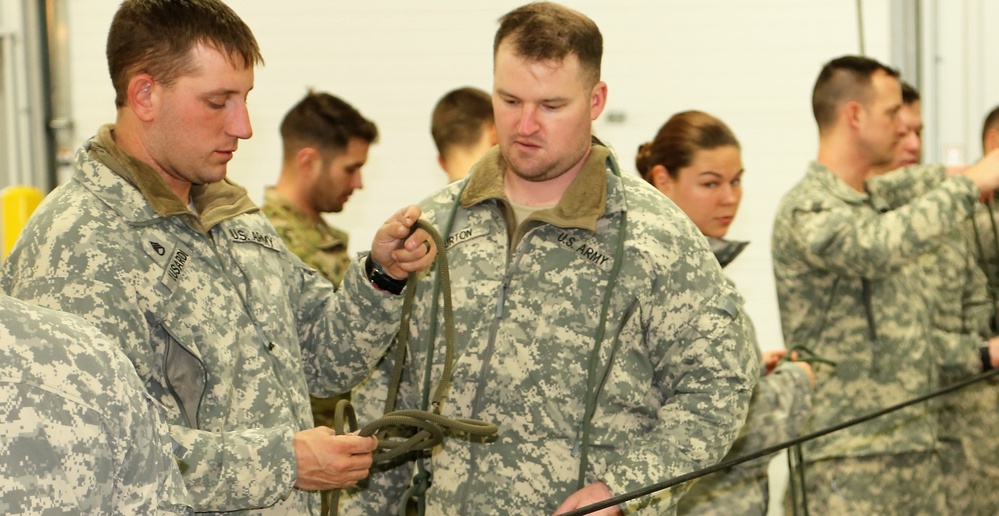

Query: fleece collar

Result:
[89,124,257,234]
[460,144,612,232]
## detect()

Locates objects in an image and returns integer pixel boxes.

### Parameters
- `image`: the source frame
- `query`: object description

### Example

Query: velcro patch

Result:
[224,227,279,251]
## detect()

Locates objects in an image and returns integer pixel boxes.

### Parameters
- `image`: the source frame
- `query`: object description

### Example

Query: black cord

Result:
[561,367,999,516]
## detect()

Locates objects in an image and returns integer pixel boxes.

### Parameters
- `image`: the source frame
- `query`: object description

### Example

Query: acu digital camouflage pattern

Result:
[0,294,191,515]
[772,161,982,512]
[1,125,404,515]
[261,186,352,288]
[870,166,999,513]
[677,244,812,515]
[342,144,759,515]
[871,165,999,514]
[261,186,352,429]
[786,452,945,515]
[677,361,812,515]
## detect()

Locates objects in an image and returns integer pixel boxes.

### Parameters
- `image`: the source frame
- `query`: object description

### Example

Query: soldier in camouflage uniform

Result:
[0,1,436,514]
[773,55,999,514]
[866,88,999,516]
[930,106,999,515]
[341,4,759,515]
[0,294,191,514]
[636,110,814,515]
[262,91,379,429]
[262,91,379,289]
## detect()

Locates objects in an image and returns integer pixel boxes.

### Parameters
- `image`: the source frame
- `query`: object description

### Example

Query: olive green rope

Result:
[324,218,499,515]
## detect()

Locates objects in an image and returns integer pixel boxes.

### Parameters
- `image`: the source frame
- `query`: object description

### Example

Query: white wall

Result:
[921,0,999,165]
[64,0,892,354]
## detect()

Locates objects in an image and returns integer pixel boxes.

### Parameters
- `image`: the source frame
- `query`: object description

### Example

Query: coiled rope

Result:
[323,218,499,515]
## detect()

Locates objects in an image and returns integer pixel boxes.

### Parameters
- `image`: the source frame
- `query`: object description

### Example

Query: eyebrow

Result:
[203,86,253,97]
[495,88,568,104]
[698,169,745,178]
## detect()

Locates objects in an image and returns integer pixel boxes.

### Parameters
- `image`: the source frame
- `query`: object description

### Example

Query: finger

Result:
[405,229,432,251]
[391,246,436,273]
[392,205,421,230]
[331,434,380,454]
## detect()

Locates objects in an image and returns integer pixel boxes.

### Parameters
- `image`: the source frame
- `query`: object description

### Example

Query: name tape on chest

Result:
[159,244,193,290]
[226,227,280,251]
[557,231,614,270]
[445,226,489,250]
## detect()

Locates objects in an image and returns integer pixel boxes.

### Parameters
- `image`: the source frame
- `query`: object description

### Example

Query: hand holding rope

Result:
[323,218,499,515]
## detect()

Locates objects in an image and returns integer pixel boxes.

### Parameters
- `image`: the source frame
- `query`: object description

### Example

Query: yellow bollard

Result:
[2,185,44,258]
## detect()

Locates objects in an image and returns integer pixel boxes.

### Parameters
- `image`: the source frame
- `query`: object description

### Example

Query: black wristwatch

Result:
[365,254,407,295]
[981,342,993,372]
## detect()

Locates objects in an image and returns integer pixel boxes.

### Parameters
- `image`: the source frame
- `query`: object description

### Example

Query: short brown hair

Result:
[494,2,602,86]
[431,87,494,158]
[636,111,740,182]
[107,0,263,108]
[901,81,920,105]
[983,105,999,153]
[280,91,378,160]
[812,55,899,130]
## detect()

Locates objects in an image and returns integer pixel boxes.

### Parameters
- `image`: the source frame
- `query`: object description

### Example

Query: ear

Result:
[651,164,675,195]
[127,74,157,122]
[295,147,322,174]
[486,124,498,146]
[844,100,863,130]
[987,128,999,154]
[589,81,608,120]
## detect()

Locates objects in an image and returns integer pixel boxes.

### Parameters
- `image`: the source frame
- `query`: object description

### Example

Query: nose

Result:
[517,105,540,136]
[353,172,364,191]
[721,184,741,206]
[228,100,253,140]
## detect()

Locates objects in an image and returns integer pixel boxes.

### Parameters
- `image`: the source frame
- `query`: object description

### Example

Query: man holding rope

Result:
[342,3,759,515]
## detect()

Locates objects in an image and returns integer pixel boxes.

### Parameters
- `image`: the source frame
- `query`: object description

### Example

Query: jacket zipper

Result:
[457,228,527,514]
[209,227,307,427]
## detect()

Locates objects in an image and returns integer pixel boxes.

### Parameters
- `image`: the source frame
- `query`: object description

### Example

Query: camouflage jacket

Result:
[0,294,191,515]
[0,126,403,515]
[975,197,999,304]
[868,165,993,376]
[871,166,999,478]
[678,363,811,515]
[772,161,980,460]
[677,246,813,516]
[344,145,759,514]
[261,187,351,287]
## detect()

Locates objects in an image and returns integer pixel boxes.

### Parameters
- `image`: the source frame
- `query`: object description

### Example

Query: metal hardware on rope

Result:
[560,366,999,516]
[323,218,499,516]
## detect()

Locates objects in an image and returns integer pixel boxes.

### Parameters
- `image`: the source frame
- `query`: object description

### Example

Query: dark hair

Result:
[494,2,602,86]
[107,0,263,108]
[983,105,999,152]
[431,87,494,157]
[811,55,900,130]
[280,90,378,160]
[901,81,920,105]
[636,111,740,182]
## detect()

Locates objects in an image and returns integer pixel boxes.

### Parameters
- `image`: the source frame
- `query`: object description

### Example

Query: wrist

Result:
[365,254,406,295]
